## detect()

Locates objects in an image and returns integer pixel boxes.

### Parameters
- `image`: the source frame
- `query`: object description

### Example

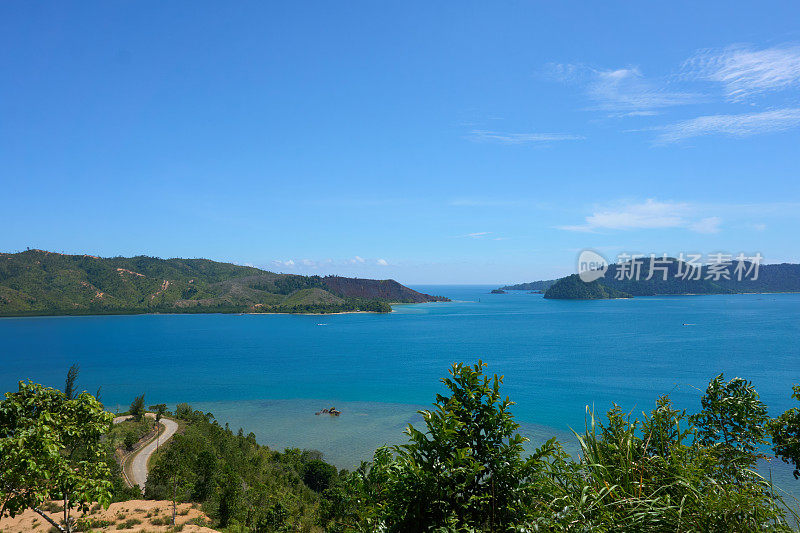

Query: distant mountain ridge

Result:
[500,280,557,291]
[540,258,800,300]
[0,250,448,316]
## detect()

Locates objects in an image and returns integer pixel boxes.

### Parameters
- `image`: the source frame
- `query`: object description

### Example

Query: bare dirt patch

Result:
[1,500,218,532]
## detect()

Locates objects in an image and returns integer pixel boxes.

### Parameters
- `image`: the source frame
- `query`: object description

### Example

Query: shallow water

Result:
[1,287,798,496]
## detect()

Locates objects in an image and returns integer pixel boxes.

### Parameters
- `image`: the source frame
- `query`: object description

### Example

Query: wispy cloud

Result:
[449,197,549,208]
[546,63,702,114]
[652,108,800,144]
[455,231,510,241]
[376,258,389,266]
[683,44,800,100]
[271,256,377,270]
[687,217,722,234]
[588,67,701,112]
[467,129,584,144]
[557,199,720,234]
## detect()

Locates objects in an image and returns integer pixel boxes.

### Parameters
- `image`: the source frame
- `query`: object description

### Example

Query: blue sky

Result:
[2,1,800,283]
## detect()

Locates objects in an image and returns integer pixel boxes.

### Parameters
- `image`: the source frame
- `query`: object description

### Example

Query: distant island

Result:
[498,259,800,300]
[544,275,633,299]
[0,249,449,316]
[499,279,556,291]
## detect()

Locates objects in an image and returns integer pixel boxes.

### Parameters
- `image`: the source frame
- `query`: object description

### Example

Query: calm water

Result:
[1,287,799,494]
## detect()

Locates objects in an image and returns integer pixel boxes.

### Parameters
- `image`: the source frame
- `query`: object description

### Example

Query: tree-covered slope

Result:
[543,258,800,300]
[543,275,632,300]
[0,250,448,316]
[322,276,449,303]
[499,279,556,291]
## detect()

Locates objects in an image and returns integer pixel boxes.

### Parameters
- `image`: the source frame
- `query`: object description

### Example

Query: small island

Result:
[490,289,506,294]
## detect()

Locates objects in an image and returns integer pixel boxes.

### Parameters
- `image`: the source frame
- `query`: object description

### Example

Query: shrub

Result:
[123,431,138,450]
[302,459,338,492]
[116,517,142,529]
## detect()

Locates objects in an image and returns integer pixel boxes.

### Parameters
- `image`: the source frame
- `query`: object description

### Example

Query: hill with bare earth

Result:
[0,500,218,532]
[322,276,449,303]
[0,250,448,316]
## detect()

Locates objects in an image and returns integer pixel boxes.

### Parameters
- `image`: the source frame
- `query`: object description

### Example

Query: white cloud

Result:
[467,130,584,144]
[653,108,800,144]
[270,256,389,271]
[543,62,583,83]
[558,199,721,234]
[547,63,701,114]
[589,67,700,112]
[683,44,800,100]
[449,198,545,208]
[752,223,767,231]
[688,217,722,234]
[466,232,491,238]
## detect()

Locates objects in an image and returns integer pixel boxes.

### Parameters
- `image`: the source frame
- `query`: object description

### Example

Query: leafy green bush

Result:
[302,459,338,493]
[771,385,800,480]
[145,408,330,530]
[123,432,138,451]
[128,394,146,422]
[0,381,114,529]
[320,363,798,532]
[115,517,142,529]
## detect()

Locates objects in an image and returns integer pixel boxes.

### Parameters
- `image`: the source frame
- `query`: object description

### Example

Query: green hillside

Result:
[500,279,556,291]
[543,258,800,300]
[543,274,632,299]
[0,250,448,316]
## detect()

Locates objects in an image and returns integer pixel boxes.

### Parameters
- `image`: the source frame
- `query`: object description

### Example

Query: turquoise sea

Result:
[2,286,799,498]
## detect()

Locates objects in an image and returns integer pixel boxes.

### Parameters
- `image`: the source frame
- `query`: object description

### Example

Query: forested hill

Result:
[542,275,632,300]
[0,250,449,316]
[499,279,556,291]
[543,258,800,299]
[323,276,449,303]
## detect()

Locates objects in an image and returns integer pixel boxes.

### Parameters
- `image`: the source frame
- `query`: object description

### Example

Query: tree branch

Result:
[33,507,66,533]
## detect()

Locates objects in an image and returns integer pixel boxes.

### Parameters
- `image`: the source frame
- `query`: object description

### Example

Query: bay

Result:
[2,286,798,497]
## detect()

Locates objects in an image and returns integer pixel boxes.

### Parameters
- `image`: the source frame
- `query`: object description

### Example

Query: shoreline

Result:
[544,291,800,301]
[0,300,450,319]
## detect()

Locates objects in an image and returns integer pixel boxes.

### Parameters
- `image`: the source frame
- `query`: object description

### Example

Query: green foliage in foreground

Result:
[772,386,800,480]
[0,382,114,533]
[321,363,800,532]
[3,364,800,532]
[128,393,146,422]
[145,404,336,531]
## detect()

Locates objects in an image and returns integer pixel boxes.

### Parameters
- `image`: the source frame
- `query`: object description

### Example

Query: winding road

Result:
[112,413,179,492]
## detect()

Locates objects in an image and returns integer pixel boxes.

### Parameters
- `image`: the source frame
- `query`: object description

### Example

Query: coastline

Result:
[0,300,452,319]
[545,290,800,301]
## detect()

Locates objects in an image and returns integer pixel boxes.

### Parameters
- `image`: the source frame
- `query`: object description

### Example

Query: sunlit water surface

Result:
[2,287,798,500]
